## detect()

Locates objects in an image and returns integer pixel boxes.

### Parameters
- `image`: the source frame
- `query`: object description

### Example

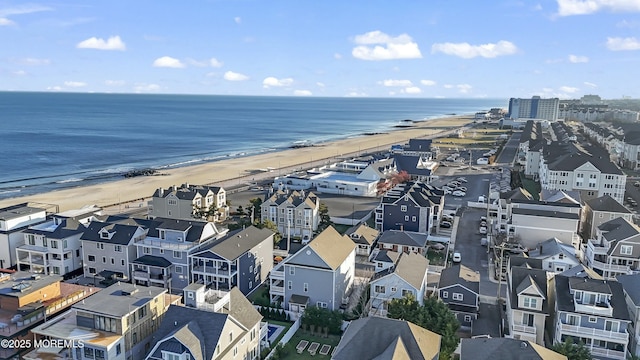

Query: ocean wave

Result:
[0,189,21,195]
[56,178,84,184]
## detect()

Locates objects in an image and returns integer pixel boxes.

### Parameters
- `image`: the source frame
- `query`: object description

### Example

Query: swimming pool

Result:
[268,325,278,338]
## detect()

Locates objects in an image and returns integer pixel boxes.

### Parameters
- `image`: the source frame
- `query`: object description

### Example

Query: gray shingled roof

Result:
[460,338,567,360]
[555,275,629,320]
[132,255,172,268]
[393,252,429,290]
[377,230,428,248]
[438,264,480,294]
[586,195,631,214]
[616,274,640,306]
[508,267,548,314]
[81,221,142,245]
[511,208,579,220]
[192,226,273,261]
[72,282,166,317]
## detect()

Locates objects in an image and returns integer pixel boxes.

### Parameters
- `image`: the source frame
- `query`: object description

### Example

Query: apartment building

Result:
[584,217,640,280]
[582,195,634,240]
[0,203,47,269]
[508,96,559,121]
[375,181,444,234]
[260,190,319,241]
[149,183,228,222]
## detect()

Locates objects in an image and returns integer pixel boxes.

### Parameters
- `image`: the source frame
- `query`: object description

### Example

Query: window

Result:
[97,243,104,250]
[523,297,538,309]
[27,234,35,245]
[377,262,383,268]
[374,285,386,293]
[233,347,238,357]
[289,267,295,275]
[121,259,125,266]
[84,348,94,358]
[402,289,413,297]
[94,315,117,332]
[589,317,597,323]
[138,306,147,319]
[464,315,472,323]
[43,238,48,247]
[175,265,183,274]
[442,291,448,298]
[249,265,253,273]
[116,344,121,355]
[287,281,292,290]
[303,283,309,292]
[411,216,416,222]
[88,255,96,262]
[95,349,105,360]
[317,301,328,308]
[159,230,166,240]
[115,245,122,252]
[76,249,80,257]
[89,267,96,274]
[187,292,194,299]
[404,215,409,221]
[173,251,182,259]
[391,287,397,293]
[102,256,106,263]
[111,258,115,264]
[168,199,177,206]
[52,267,60,275]
[401,205,407,212]
[621,245,633,255]
[453,293,463,301]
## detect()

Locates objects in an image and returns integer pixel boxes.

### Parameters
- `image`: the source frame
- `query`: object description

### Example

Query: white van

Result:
[477,157,489,165]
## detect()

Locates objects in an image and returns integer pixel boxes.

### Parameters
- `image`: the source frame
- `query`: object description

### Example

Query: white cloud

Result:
[568,54,589,63]
[153,56,185,68]
[77,36,126,51]
[294,90,312,96]
[431,40,518,58]
[443,84,454,89]
[234,16,241,24]
[21,57,50,66]
[316,82,325,88]
[584,81,598,87]
[0,17,14,26]
[209,58,223,68]
[105,80,125,87]
[617,19,640,28]
[559,85,579,93]
[381,79,413,87]
[351,30,422,61]
[334,53,343,59]
[556,0,640,16]
[46,86,63,91]
[457,84,472,93]
[403,86,422,94]
[606,36,640,51]
[263,77,293,88]
[420,79,437,86]
[12,70,26,76]
[133,83,161,93]
[64,81,87,88]
[345,91,368,97]
[0,4,51,25]
[224,71,249,81]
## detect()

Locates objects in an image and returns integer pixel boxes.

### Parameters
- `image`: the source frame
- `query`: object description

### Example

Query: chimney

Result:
[159,188,164,197]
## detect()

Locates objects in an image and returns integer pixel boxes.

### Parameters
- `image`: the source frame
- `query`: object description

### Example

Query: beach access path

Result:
[0,115,474,212]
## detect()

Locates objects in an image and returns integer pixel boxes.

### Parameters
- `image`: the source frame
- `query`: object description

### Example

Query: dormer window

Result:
[159,230,166,240]
[621,245,633,255]
[558,253,564,259]
[523,296,538,309]
[100,231,110,239]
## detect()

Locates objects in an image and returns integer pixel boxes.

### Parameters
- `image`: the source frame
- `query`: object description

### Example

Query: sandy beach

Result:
[0,115,473,212]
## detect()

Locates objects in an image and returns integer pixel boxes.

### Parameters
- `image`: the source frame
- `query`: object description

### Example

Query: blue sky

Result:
[1,0,640,98]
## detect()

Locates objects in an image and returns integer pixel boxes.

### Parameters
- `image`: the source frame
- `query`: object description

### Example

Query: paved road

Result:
[496,131,521,165]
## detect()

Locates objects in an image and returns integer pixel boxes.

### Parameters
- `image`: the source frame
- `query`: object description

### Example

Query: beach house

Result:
[438,264,480,330]
[149,183,229,222]
[260,189,319,242]
[584,217,640,279]
[375,181,444,234]
[0,203,47,269]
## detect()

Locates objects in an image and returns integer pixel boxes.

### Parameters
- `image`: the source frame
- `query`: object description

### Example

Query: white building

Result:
[508,96,559,121]
[0,203,47,269]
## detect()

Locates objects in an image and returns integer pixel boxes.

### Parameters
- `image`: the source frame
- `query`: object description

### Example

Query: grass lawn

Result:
[248,283,269,305]
[426,249,446,266]
[520,175,541,200]
[280,331,342,359]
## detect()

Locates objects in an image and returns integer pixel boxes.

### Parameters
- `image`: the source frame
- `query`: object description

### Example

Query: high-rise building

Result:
[508,96,559,121]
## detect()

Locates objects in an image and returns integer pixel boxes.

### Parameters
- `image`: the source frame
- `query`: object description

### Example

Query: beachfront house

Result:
[344,222,379,257]
[375,181,444,234]
[369,252,429,317]
[149,183,229,222]
[582,194,634,240]
[552,274,630,359]
[260,189,319,242]
[148,286,264,360]
[16,205,101,276]
[392,154,438,183]
[29,282,176,360]
[80,216,149,283]
[133,217,227,292]
[332,317,441,360]
[376,230,429,255]
[269,226,356,313]
[584,217,640,279]
[438,265,480,330]
[0,203,47,269]
[189,226,274,295]
[0,271,97,360]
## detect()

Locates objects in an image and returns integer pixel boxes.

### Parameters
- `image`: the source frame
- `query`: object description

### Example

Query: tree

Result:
[550,338,593,360]
[301,306,342,335]
[387,294,460,360]
[317,202,332,232]
[256,219,282,245]
[193,203,218,221]
[249,198,263,224]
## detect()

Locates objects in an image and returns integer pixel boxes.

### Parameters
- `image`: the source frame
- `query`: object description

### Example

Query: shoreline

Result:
[0,114,475,211]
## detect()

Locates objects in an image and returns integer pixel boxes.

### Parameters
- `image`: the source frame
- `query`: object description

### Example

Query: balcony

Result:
[574,302,615,317]
[589,259,632,274]
[137,238,195,250]
[132,270,171,283]
[559,323,628,341]
[587,241,610,256]
[590,347,626,360]
[512,323,537,335]
[192,264,237,278]
[270,265,285,280]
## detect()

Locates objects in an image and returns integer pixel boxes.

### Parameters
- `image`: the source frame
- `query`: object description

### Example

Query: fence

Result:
[263,317,302,360]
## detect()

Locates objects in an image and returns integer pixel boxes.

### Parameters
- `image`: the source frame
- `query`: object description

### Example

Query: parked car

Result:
[480,237,488,246]
[442,185,454,191]
[442,215,454,222]
[507,244,528,254]
[479,226,487,234]
[452,190,466,197]
[456,177,468,183]
[452,252,462,263]
[480,216,487,222]
[456,186,467,192]
[443,189,452,195]
[477,157,489,165]
[635,181,640,187]
[440,221,452,228]
[480,220,487,227]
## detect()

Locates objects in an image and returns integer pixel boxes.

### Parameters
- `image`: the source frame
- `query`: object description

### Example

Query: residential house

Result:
[584,217,640,279]
[344,222,379,257]
[260,190,319,241]
[80,216,150,282]
[582,195,634,240]
[371,250,401,273]
[133,217,226,292]
[393,154,437,182]
[506,265,549,345]
[459,338,567,360]
[621,131,640,171]
[16,205,101,276]
[269,226,355,312]
[438,264,480,330]
[332,317,441,360]
[376,230,429,255]
[149,183,228,222]
[527,238,581,274]
[553,275,630,360]
[0,271,97,360]
[369,252,429,317]
[397,138,435,159]
[0,203,47,269]
[375,182,444,234]
[30,282,176,360]
[146,287,264,360]
[615,274,640,357]
[189,226,274,295]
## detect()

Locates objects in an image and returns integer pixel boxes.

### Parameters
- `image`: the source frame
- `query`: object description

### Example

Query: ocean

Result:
[0,92,506,199]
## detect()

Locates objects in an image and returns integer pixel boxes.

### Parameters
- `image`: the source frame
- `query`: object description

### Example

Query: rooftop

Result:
[72,282,166,318]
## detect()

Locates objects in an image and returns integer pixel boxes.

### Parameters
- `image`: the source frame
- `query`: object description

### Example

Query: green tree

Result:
[550,338,593,360]
[387,294,460,360]
[193,203,218,221]
[317,202,332,232]
[301,306,343,335]
[256,219,282,245]
[248,197,263,224]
